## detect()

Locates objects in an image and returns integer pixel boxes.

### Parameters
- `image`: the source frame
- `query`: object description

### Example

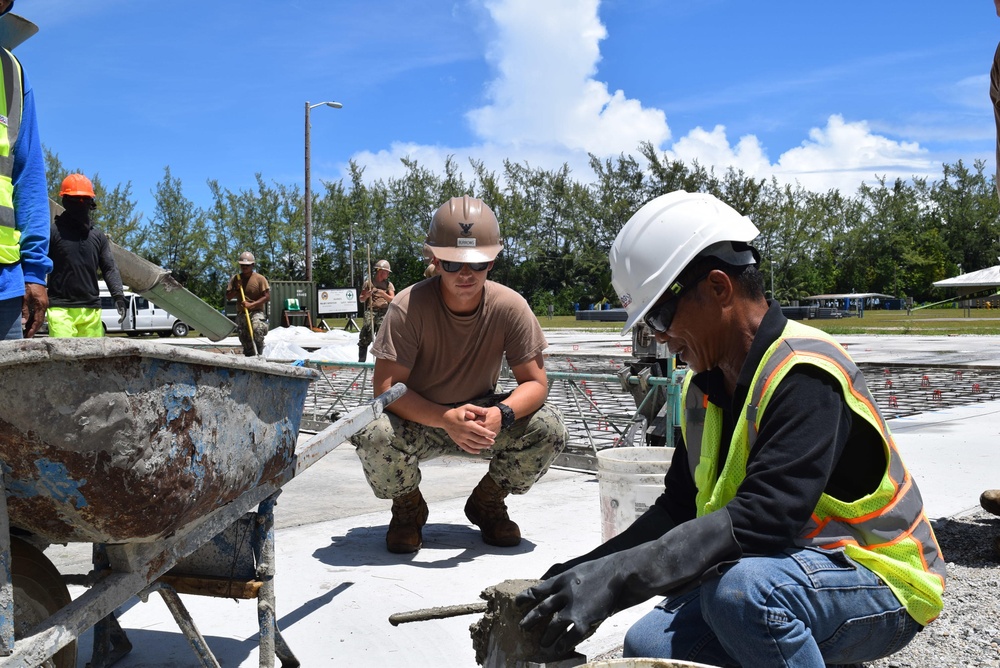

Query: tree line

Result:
[44,143,1000,315]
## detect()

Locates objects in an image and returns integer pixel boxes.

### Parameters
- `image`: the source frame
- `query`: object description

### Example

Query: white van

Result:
[100,291,189,337]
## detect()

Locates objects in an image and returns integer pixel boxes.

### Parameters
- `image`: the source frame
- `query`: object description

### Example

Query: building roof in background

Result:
[806,293,895,300]
[932,265,1000,290]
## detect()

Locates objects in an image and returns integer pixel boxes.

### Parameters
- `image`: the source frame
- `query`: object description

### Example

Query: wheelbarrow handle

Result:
[374,382,408,413]
[292,382,407,476]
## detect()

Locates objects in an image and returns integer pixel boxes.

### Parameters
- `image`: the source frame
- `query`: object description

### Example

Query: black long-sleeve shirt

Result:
[47,215,125,308]
[657,301,886,555]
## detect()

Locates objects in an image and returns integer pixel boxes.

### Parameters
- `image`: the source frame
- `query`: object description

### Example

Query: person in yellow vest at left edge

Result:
[519,191,945,667]
[46,174,126,337]
[0,0,51,339]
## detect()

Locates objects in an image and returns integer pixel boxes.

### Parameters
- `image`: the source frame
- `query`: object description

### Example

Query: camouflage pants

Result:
[358,309,386,353]
[236,310,268,356]
[352,396,568,499]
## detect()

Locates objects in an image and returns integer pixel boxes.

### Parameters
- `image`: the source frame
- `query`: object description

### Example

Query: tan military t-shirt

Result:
[362,277,395,311]
[229,272,270,314]
[372,278,547,405]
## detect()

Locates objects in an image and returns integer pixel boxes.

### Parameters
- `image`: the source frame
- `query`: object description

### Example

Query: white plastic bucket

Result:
[596,446,674,542]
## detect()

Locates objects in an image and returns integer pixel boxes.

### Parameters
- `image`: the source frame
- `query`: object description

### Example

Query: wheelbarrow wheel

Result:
[10,537,77,668]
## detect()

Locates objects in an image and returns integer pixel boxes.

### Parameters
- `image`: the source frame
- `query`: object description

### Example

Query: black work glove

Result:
[542,503,677,579]
[115,298,127,324]
[517,509,741,657]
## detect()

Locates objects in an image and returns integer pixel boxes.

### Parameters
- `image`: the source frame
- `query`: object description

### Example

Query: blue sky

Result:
[10,0,999,224]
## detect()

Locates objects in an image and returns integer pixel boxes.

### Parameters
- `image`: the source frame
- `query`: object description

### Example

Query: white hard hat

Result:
[374,259,392,273]
[238,251,256,265]
[609,191,760,334]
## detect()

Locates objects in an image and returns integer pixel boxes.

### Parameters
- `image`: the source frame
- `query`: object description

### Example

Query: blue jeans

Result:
[0,296,22,340]
[624,547,921,667]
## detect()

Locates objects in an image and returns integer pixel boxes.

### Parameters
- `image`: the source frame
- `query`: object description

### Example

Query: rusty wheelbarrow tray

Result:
[0,338,404,667]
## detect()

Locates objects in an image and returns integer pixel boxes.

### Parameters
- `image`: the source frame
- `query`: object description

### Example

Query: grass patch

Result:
[804,310,1000,336]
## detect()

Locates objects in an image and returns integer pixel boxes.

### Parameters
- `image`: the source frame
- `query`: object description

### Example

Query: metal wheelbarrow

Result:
[0,338,403,667]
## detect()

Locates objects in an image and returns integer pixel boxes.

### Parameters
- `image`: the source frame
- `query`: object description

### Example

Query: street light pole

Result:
[304,100,343,283]
[349,221,355,289]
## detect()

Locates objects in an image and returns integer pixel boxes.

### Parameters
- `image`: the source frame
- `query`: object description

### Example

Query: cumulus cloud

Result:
[346,0,936,195]
[773,115,932,192]
[467,0,669,154]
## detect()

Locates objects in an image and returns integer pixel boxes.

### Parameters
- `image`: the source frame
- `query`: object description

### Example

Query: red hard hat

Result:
[59,173,96,199]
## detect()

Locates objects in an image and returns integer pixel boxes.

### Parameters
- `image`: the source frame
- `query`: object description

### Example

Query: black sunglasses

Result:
[439,260,490,273]
[643,271,712,334]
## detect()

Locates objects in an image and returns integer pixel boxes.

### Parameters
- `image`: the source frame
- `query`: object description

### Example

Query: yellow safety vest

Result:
[0,48,22,265]
[680,319,945,625]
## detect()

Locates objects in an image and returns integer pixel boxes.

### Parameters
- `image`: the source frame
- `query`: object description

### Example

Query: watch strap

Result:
[497,402,516,430]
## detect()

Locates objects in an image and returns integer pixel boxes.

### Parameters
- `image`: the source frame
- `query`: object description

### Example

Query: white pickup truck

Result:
[100,291,190,337]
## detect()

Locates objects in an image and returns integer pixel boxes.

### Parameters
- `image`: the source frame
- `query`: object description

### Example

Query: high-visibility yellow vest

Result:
[680,319,945,625]
[0,48,22,265]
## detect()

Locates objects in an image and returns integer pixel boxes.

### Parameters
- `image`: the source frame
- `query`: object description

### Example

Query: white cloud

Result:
[772,115,933,192]
[345,0,937,196]
[669,125,772,178]
[467,0,669,154]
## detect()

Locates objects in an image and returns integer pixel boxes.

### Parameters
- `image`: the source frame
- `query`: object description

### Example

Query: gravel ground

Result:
[591,511,1000,667]
[868,510,1000,668]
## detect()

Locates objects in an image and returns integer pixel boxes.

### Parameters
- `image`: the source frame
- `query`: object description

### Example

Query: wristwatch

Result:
[497,402,516,431]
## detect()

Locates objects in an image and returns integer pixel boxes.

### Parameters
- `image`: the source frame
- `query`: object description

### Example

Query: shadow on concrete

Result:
[932,513,1000,567]
[77,582,357,666]
[313,523,538,569]
[74,625,254,667]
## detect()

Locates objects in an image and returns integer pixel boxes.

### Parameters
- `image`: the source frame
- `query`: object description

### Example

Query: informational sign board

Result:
[317,288,357,315]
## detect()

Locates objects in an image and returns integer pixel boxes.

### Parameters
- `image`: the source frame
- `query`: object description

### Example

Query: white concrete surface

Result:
[43,333,1000,667]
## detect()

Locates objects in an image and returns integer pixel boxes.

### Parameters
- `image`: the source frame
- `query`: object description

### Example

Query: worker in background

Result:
[0,0,50,339]
[981,0,1000,544]
[351,196,568,554]
[46,174,125,337]
[357,258,395,362]
[225,251,269,356]
[518,191,944,665]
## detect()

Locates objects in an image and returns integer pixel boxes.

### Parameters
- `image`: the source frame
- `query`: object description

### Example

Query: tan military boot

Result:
[464,474,521,547]
[981,489,1000,516]
[386,489,428,554]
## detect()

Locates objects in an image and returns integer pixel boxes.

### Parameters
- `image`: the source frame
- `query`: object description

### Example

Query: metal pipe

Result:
[389,602,487,626]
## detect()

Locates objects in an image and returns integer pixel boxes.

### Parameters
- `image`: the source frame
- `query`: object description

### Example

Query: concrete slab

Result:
[67,456,646,667]
[888,399,1000,520]
[41,332,1000,667]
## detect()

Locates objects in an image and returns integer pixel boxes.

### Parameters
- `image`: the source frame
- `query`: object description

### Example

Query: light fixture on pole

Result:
[304,100,343,283]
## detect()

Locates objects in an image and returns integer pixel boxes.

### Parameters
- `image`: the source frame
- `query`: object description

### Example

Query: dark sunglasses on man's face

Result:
[642,271,712,334]
[439,261,490,273]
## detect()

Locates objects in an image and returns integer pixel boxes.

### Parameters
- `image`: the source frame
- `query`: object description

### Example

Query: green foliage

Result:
[143,167,214,300]
[42,144,1000,311]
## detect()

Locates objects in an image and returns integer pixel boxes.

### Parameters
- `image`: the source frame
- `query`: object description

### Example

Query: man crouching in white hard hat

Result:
[518,191,944,666]
[351,195,568,554]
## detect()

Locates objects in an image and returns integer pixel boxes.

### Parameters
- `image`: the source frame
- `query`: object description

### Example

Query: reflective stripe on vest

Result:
[680,319,945,625]
[0,47,22,264]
